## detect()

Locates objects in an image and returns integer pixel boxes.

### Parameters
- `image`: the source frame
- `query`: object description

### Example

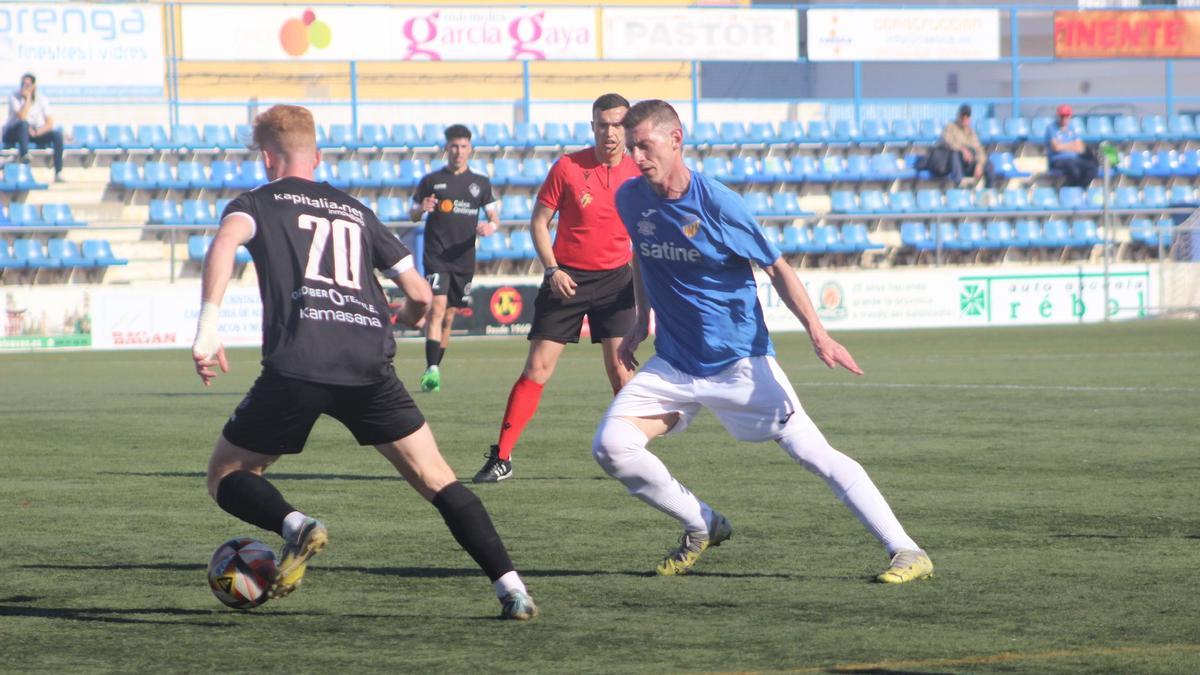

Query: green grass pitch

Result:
[1,321,1198,673]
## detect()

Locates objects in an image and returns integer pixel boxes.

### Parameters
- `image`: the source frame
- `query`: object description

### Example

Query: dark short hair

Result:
[592,93,630,116]
[958,104,972,119]
[622,99,681,132]
[444,124,472,142]
[21,73,36,84]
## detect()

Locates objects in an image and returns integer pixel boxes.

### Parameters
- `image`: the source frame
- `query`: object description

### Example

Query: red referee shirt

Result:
[536,147,641,271]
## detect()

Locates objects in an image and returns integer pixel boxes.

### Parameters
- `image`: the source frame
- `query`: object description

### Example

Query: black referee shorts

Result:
[529,264,635,344]
[222,368,426,455]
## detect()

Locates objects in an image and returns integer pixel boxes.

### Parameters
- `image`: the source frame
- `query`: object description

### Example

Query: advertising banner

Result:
[758,265,1153,332]
[180,5,597,61]
[1054,10,1200,59]
[602,8,798,61]
[807,9,1000,62]
[0,286,93,351]
[0,2,165,96]
[91,285,263,350]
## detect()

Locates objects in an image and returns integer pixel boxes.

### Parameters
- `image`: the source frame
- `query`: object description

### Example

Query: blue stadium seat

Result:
[47,238,93,268]
[479,122,512,148]
[776,121,805,145]
[718,121,747,145]
[3,163,48,191]
[1141,184,1168,209]
[396,159,427,188]
[976,118,1004,145]
[900,221,933,251]
[889,191,917,212]
[916,119,941,144]
[181,199,216,225]
[859,118,889,147]
[866,153,902,181]
[787,155,829,183]
[768,190,807,217]
[500,194,532,222]
[814,224,853,254]
[187,235,211,262]
[508,122,539,149]
[829,190,857,213]
[67,124,103,150]
[743,191,772,216]
[1112,115,1144,143]
[109,161,137,188]
[327,160,359,190]
[184,161,222,190]
[944,188,974,212]
[7,203,43,226]
[890,119,918,144]
[130,124,166,151]
[13,239,61,269]
[101,124,136,151]
[957,220,986,250]
[41,203,84,228]
[1175,150,1200,178]
[701,156,731,183]
[1037,218,1072,247]
[915,189,943,212]
[726,156,756,184]
[985,220,1016,249]
[842,223,884,252]
[507,158,547,188]
[836,155,869,182]
[375,197,406,222]
[1058,186,1085,211]
[1083,116,1113,144]
[420,123,446,148]
[390,123,421,149]
[780,224,821,255]
[745,122,776,145]
[160,161,199,191]
[475,232,500,263]
[1070,218,1102,247]
[1130,216,1175,249]
[831,120,860,146]
[366,160,402,189]
[209,160,239,189]
[1030,116,1054,140]
[202,124,238,150]
[357,124,389,151]
[857,189,887,213]
[1030,187,1060,210]
[1084,186,1106,210]
[1012,219,1041,248]
[1118,150,1153,178]
[538,123,569,148]
[689,122,719,147]
[149,199,182,225]
[990,152,1029,179]
[503,229,537,261]
[749,156,788,184]
[1144,149,1179,179]
[322,124,354,151]
[1168,114,1197,141]
[1113,186,1140,210]
[571,122,592,145]
[931,222,963,251]
[313,162,334,184]
[805,120,833,145]
[1141,115,1168,142]
[1169,184,1197,205]
[229,160,267,190]
[170,124,204,151]
[130,162,172,191]
[234,124,253,149]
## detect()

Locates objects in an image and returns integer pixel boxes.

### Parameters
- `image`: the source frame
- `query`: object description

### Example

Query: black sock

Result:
[432,482,514,582]
[437,347,447,365]
[215,470,295,536]
[425,339,442,369]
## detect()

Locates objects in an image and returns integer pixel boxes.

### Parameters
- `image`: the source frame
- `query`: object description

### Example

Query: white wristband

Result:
[193,301,222,357]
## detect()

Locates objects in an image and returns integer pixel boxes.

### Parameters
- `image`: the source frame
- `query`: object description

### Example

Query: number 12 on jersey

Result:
[298,214,363,290]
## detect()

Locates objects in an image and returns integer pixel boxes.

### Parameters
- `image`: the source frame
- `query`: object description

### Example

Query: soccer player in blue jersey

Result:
[593,99,932,583]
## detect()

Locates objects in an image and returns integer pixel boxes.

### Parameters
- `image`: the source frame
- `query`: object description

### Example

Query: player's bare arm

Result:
[389,263,432,330]
[476,203,499,237]
[762,256,863,376]
[192,213,254,385]
[617,256,650,371]
[529,202,576,299]
[410,194,437,222]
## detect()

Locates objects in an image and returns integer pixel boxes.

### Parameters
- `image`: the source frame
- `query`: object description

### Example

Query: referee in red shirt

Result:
[474,93,641,483]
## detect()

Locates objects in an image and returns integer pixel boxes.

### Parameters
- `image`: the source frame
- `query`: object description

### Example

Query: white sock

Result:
[592,416,707,534]
[281,511,307,541]
[493,570,526,599]
[776,420,919,555]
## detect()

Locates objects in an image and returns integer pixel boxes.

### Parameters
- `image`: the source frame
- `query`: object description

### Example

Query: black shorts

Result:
[426,269,472,309]
[529,264,635,344]
[222,368,426,455]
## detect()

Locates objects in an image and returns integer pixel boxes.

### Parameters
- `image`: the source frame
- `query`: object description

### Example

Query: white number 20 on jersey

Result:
[297,214,363,290]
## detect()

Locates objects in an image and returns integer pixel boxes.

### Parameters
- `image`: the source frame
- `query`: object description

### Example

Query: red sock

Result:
[497,375,544,460]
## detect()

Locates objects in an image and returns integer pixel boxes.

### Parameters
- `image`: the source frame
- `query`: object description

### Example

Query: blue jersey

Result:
[615,171,782,377]
[1045,123,1082,161]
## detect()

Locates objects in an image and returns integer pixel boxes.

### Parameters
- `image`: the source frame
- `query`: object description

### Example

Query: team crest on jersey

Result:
[580,192,593,208]
[637,220,656,236]
[469,183,481,198]
[682,220,701,238]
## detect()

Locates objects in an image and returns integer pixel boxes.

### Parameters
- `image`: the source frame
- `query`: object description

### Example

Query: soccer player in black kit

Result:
[191,105,537,620]
[410,124,499,393]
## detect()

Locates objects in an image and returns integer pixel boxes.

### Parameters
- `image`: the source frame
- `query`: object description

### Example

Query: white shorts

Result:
[605,354,809,443]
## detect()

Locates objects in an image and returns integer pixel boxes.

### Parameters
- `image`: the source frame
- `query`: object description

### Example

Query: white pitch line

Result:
[800,382,1200,393]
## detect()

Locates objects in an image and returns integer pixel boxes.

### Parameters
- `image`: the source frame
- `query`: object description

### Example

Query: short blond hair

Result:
[252,104,316,155]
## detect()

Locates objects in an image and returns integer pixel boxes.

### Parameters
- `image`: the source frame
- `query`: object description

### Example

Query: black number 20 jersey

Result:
[222,177,410,386]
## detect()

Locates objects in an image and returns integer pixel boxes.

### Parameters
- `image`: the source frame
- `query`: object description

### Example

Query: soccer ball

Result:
[207,537,277,609]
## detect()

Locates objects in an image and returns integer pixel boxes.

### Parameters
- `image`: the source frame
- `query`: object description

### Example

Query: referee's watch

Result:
[543,266,559,279]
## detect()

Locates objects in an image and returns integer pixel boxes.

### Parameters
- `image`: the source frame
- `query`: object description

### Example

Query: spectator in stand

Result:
[938,104,993,188]
[3,73,65,182]
[1044,104,1097,188]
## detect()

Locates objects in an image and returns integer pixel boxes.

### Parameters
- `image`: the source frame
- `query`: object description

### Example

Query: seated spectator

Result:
[1044,104,1097,188]
[938,104,994,188]
[3,73,64,182]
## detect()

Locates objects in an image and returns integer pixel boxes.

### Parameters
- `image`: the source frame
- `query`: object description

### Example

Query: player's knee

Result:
[592,416,644,475]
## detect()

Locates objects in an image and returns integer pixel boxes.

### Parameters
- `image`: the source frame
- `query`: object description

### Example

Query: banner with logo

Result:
[807,9,1000,62]
[602,8,798,61]
[758,265,1153,332]
[0,2,164,96]
[0,286,93,351]
[1054,10,1200,59]
[180,5,597,61]
[91,285,263,350]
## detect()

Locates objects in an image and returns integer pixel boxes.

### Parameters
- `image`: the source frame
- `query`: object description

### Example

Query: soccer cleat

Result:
[473,445,512,483]
[420,366,441,393]
[876,549,934,584]
[499,590,539,621]
[656,510,732,576]
[269,517,328,599]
